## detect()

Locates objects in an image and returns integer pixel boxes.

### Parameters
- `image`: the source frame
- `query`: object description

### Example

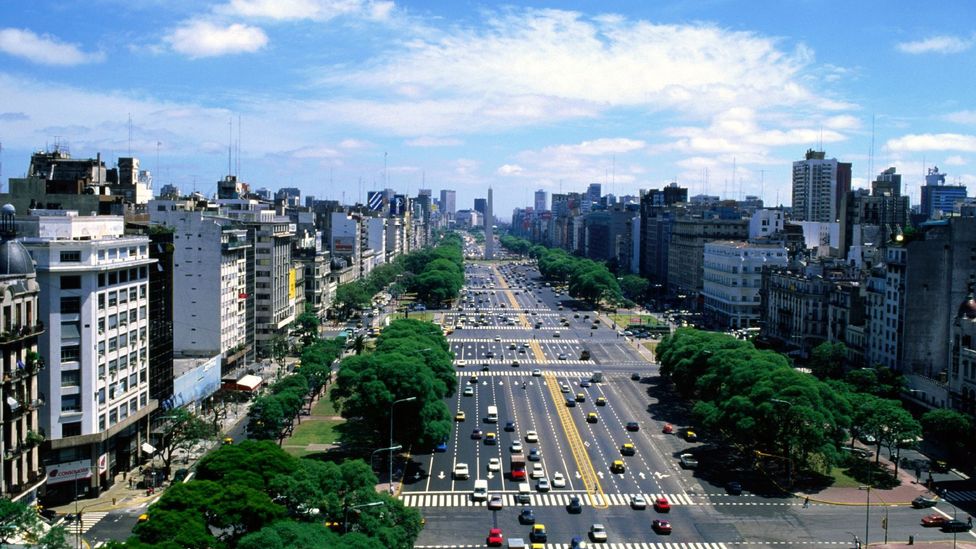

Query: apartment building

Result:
[702,241,787,329]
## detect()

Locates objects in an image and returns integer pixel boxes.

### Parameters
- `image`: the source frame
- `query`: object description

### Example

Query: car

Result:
[463,386,474,396]
[486,527,504,546]
[560,383,571,393]
[912,496,939,508]
[552,332,561,338]
[570,535,588,549]
[482,364,490,371]
[511,360,520,367]
[652,519,672,534]
[488,458,501,472]
[469,376,479,384]
[626,421,640,432]
[558,353,568,360]
[530,524,548,542]
[589,523,608,542]
[509,343,517,350]
[456,360,467,368]
[567,495,583,513]
[527,447,543,461]
[471,429,483,439]
[504,421,516,432]
[518,508,536,524]
[510,440,523,453]
[586,412,598,423]
[525,431,539,443]
[662,423,674,434]
[610,460,625,473]
[455,411,466,421]
[435,440,448,452]
[679,454,698,469]
[921,514,949,527]
[726,481,743,495]
[488,494,504,510]
[485,351,495,358]
[575,392,586,403]
[580,380,591,388]
[454,463,469,480]
[943,519,972,532]
[531,463,545,479]
[631,372,641,380]
[536,478,550,492]
[685,430,698,442]
[485,432,497,445]
[494,336,501,342]
[552,472,566,488]
[620,443,636,456]
[531,368,541,376]
[653,497,671,512]
[595,396,607,406]
[630,494,647,509]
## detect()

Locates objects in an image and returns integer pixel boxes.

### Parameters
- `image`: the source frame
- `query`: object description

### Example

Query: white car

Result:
[494,336,501,341]
[453,463,469,480]
[560,383,571,393]
[510,441,523,453]
[630,494,647,509]
[530,463,545,479]
[531,369,541,377]
[525,431,539,443]
[551,472,566,488]
[536,477,550,492]
[589,523,608,542]
[463,386,474,396]
[488,458,501,472]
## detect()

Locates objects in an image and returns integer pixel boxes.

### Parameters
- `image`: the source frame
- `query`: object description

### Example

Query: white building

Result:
[748,209,784,240]
[791,149,851,223]
[364,217,387,264]
[20,211,156,501]
[703,240,787,329]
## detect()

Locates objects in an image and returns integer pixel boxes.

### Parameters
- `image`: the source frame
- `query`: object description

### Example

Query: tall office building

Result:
[586,183,602,211]
[791,149,851,223]
[534,190,548,212]
[485,188,494,259]
[920,167,967,220]
[474,198,487,217]
[439,190,456,218]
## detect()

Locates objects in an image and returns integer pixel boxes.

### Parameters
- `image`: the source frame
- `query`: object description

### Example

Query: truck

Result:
[510,454,527,480]
[591,371,603,383]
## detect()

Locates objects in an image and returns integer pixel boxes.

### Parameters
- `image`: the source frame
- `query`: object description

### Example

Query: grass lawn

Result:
[283,418,343,453]
[643,342,659,354]
[610,313,664,327]
[827,466,863,488]
[312,392,338,416]
[392,311,434,322]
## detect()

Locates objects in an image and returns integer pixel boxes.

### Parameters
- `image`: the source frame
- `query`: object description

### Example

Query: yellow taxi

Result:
[610,460,626,473]
[484,432,497,445]
[586,412,598,423]
[455,411,466,421]
[620,443,636,456]
[222,436,234,445]
[595,396,607,406]
[137,513,149,523]
[685,430,698,442]
[575,392,586,403]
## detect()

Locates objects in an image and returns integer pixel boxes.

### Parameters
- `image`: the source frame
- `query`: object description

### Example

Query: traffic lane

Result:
[511,375,578,495]
[565,390,627,495]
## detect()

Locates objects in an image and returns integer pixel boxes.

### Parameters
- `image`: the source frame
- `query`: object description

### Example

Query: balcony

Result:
[0,322,45,345]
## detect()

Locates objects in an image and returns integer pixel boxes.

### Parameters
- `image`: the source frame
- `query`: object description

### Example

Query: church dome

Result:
[958,293,976,319]
[0,241,35,277]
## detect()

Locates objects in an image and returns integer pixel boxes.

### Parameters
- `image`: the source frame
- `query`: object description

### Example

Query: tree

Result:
[238,521,353,549]
[845,366,905,399]
[0,499,69,547]
[156,407,217,472]
[352,334,367,355]
[619,275,650,303]
[921,408,973,459]
[862,399,921,472]
[335,283,371,318]
[808,342,849,380]
[294,305,320,348]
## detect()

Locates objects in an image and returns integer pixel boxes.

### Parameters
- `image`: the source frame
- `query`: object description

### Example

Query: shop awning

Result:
[235,374,262,391]
[141,442,156,454]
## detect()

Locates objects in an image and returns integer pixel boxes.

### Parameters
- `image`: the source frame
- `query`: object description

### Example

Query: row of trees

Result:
[247,337,345,443]
[112,441,420,548]
[331,319,456,451]
[500,235,623,306]
[657,329,924,478]
[334,233,464,317]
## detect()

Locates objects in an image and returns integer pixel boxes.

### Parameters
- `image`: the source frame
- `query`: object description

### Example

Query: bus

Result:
[486,405,498,423]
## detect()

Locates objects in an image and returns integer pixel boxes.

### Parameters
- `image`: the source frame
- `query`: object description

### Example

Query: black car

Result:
[567,495,583,513]
[626,421,640,432]
[943,519,972,532]
[631,372,641,380]
[518,508,536,524]
[726,481,743,495]
[912,496,939,509]
[504,421,516,432]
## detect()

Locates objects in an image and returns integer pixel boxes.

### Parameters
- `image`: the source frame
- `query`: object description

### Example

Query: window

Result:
[119,403,128,421]
[59,251,81,262]
[61,394,81,412]
[97,388,106,404]
[62,422,81,437]
[60,296,81,315]
[98,294,105,310]
[98,414,106,431]
[98,363,105,379]
[108,337,117,352]
[60,275,82,289]
[61,345,80,362]
[108,292,117,307]
[129,373,138,388]
[109,409,118,425]
[61,369,81,387]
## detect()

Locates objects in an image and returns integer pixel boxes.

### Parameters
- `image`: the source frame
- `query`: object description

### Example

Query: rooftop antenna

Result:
[155,140,161,183]
[227,118,232,176]
[127,113,132,156]
[236,113,241,178]
[818,125,823,152]
[732,156,737,200]
[611,154,616,198]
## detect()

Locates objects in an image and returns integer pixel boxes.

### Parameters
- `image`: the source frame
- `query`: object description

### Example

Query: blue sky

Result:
[1,0,975,217]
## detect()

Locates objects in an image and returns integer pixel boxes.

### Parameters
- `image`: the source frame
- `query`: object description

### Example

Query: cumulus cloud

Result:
[0,28,103,65]
[944,155,967,166]
[944,110,976,125]
[165,20,268,58]
[897,35,973,54]
[495,137,646,186]
[497,164,524,175]
[886,133,976,153]
[218,0,393,21]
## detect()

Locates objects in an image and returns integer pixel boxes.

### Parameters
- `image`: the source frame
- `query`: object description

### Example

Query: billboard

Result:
[390,195,406,217]
[46,459,93,485]
[332,236,355,253]
[288,268,296,300]
[367,191,385,211]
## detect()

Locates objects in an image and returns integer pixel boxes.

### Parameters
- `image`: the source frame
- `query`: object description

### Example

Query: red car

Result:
[652,519,672,534]
[663,423,674,434]
[922,514,949,527]
[487,528,504,546]
[654,497,671,512]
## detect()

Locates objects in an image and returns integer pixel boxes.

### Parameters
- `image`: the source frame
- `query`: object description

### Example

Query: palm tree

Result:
[353,334,367,355]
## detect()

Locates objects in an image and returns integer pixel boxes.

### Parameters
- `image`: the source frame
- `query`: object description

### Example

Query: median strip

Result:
[543,372,607,509]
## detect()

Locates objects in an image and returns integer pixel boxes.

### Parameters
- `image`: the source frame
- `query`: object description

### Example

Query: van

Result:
[486,406,498,423]
[473,479,488,501]
[517,482,531,504]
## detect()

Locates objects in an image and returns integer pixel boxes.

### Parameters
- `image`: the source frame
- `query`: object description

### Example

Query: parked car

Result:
[912,496,939,509]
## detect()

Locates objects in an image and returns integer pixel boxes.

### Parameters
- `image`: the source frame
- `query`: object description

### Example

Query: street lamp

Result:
[858,485,871,547]
[344,501,385,533]
[390,396,416,494]
[370,445,402,472]
[770,398,794,486]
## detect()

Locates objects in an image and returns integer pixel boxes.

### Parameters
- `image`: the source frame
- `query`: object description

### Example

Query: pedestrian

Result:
[803,496,809,508]
[968,515,972,527]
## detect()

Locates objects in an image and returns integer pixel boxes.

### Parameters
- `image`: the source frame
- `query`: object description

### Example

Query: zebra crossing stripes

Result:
[455,369,594,377]
[61,511,109,535]
[452,325,566,330]
[944,490,976,502]
[400,492,694,508]
[417,543,729,549]
[454,359,591,366]
[450,337,581,343]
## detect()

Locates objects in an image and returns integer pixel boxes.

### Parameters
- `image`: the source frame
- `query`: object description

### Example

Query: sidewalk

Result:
[796,449,932,506]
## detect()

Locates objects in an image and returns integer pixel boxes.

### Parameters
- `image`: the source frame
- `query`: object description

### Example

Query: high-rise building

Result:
[474,198,487,217]
[485,188,495,259]
[791,149,851,223]
[920,167,967,220]
[585,183,602,211]
[839,167,910,255]
[439,190,456,218]
[534,190,548,212]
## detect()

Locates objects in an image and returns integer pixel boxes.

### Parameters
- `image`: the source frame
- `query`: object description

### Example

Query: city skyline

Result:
[1,1,975,215]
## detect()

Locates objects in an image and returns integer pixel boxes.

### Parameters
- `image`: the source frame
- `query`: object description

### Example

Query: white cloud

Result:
[338,138,371,149]
[944,155,967,166]
[0,28,103,66]
[945,110,976,125]
[218,0,393,21]
[886,133,976,153]
[497,164,524,176]
[823,115,861,131]
[897,35,973,54]
[494,137,646,187]
[164,20,268,58]
[288,145,342,158]
[405,136,462,147]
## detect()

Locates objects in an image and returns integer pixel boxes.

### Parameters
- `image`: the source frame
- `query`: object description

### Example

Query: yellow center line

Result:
[529,340,547,363]
[543,372,607,508]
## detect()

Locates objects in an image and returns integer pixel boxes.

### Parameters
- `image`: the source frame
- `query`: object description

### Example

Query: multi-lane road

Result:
[404,251,976,548]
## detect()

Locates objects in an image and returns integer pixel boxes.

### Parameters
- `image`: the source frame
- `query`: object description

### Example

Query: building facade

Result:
[702,241,787,329]
[791,149,852,223]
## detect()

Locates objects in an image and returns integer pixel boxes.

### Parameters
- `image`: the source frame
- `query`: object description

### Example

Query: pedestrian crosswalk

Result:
[455,359,592,366]
[61,511,109,535]
[451,325,566,330]
[944,490,976,502]
[455,369,594,376]
[401,492,695,508]
[451,338,582,343]
[418,544,731,549]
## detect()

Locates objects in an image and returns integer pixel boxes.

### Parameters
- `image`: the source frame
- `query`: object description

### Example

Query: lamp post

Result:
[858,485,871,547]
[344,501,385,533]
[370,445,401,472]
[390,397,416,494]
[770,398,794,486]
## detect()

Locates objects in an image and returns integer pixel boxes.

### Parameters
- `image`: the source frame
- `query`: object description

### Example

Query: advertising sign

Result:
[46,459,93,485]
